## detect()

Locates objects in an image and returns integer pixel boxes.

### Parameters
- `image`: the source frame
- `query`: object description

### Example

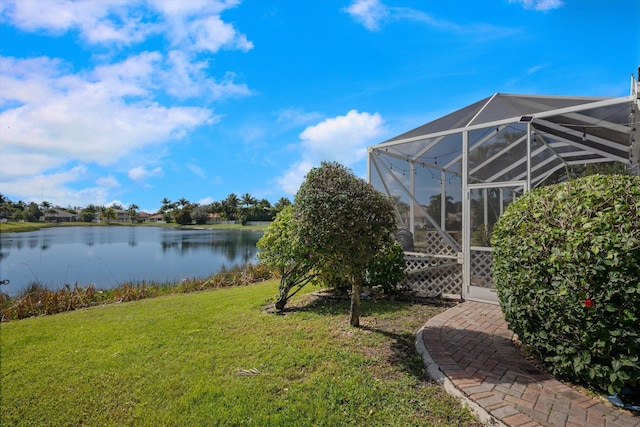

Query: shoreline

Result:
[0,221,268,234]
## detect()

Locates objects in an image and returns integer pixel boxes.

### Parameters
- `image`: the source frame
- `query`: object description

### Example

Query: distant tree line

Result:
[158,193,292,225]
[0,193,292,225]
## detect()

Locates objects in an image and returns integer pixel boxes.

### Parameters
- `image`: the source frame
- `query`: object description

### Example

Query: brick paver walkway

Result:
[416,301,639,427]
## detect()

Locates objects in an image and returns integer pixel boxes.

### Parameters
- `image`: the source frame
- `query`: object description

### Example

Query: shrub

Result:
[257,206,319,311]
[492,174,640,394]
[175,208,192,225]
[366,241,407,295]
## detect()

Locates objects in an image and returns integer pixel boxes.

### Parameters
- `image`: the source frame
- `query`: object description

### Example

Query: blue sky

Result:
[1,0,638,213]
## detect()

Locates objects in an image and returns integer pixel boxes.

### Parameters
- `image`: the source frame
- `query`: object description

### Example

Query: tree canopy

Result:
[294,161,397,326]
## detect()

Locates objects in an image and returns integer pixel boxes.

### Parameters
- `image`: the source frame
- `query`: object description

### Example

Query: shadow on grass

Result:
[276,290,460,381]
[279,289,457,316]
[364,326,428,380]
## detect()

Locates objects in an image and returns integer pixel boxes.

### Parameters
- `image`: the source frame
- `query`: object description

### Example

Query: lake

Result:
[0,226,263,296]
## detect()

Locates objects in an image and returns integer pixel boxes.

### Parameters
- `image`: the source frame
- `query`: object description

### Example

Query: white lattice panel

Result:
[395,230,463,297]
[424,231,458,256]
[470,251,493,288]
[400,254,462,297]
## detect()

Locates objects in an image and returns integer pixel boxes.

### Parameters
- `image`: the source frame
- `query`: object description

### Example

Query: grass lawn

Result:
[1,281,479,426]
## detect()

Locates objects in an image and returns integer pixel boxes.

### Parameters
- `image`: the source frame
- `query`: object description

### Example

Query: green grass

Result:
[0,221,100,233]
[1,281,479,426]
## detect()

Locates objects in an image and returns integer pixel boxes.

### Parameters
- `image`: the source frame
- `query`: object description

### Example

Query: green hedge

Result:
[492,174,640,394]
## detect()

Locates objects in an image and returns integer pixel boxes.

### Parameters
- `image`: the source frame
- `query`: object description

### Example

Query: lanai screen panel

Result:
[468,124,528,184]
[531,103,633,164]
[370,131,464,238]
[369,153,416,229]
[370,89,635,236]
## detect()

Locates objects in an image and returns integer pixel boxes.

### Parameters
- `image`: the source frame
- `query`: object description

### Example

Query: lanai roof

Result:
[374,86,639,184]
[387,94,617,142]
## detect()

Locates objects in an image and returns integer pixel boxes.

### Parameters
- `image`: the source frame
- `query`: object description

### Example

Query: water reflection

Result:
[0,226,263,296]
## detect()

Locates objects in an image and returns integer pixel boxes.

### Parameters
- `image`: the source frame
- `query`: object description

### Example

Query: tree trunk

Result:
[275,294,287,312]
[350,275,362,327]
[275,278,290,311]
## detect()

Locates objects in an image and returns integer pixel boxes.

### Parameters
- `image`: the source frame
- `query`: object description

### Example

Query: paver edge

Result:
[416,323,506,427]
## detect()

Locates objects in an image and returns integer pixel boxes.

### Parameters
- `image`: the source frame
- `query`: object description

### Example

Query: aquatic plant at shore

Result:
[0,263,274,321]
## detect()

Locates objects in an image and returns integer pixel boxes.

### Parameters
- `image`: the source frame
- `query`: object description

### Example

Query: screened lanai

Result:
[368,75,640,304]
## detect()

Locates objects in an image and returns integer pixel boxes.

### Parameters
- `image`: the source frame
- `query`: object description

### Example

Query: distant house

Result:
[46,209,79,223]
[114,209,128,222]
[138,211,151,222]
[147,214,164,223]
[206,213,221,224]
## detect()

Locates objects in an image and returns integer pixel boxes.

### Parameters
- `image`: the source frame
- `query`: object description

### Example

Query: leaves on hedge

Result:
[492,174,640,394]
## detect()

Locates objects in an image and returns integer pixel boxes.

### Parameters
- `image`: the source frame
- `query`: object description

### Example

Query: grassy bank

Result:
[0,221,268,233]
[1,281,480,426]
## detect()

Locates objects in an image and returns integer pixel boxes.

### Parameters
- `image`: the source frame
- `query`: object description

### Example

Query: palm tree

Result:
[241,193,256,208]
[178,198,190,208]
[223,193,239,220]
[160,198,172,213]
[257,199,271,209]
[102,207,117,224]
[273,197,291,213]
[210,201,223,214]
[127,204,139,223]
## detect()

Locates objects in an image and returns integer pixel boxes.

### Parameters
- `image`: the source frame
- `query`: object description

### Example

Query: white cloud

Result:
[1,0,158,45]
[163,51,250,100]
[509,0,564,11]
[1,75,212,160]
[0,0,252,201]
[3,0,105,32]
[299,110,385,163]
[275,108,324,129]
[186,163,206,179]
[345,0,519,39]
[0,54,215,201]
[0,151,65,179]
[128,166,163,182]
[277,110,386,195]
[278,160,315,196]
[92,51,163,98]
[106,200,124,208]
[147,0,239,18]
[96,175,120,188]
[189,15,253,53]
[197,196,215,205]
[527,64,545,75]
[0,165,110,207]
[1,0,252,51]
[344,0,389,31]
[149,0,253,54]
[0,0,253,206]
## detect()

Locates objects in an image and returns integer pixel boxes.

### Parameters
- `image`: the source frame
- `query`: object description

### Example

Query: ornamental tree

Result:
[294,162,397,327]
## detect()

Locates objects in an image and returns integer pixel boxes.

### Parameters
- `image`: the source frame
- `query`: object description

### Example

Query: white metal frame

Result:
[368,79,638,303]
